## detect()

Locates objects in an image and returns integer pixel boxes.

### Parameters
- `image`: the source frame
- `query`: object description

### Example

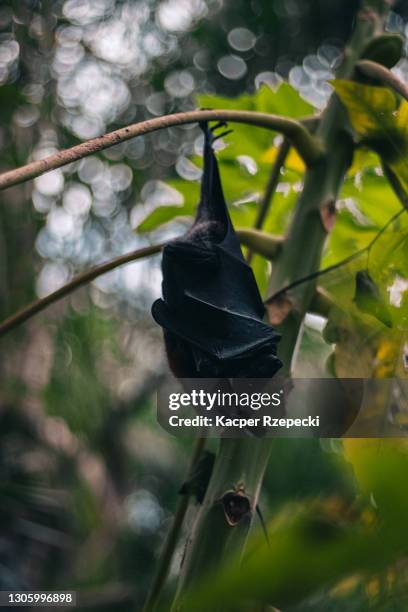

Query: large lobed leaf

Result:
[332,80,408,195]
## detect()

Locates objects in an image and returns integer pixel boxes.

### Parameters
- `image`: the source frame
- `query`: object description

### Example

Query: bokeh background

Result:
[0,1,408,610]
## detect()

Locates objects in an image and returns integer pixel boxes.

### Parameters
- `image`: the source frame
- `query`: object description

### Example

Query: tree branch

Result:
[245,118,319,264]
[356,59,408,100]
[254,139,291,231]
[0,242,164,338]
[246,139,290,264]
[0,228,285,338]
[238,228,285,260]
[0,110,323,192]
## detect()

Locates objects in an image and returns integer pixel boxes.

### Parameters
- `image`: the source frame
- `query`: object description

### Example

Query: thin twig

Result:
[0,242,165,338]
[255,139,291,230]
[382,163,408,209]
[143,437,206,612]
[247,139,291,264]
[356,59,408,101]
[266,207,406,303]
[0,110,323,192]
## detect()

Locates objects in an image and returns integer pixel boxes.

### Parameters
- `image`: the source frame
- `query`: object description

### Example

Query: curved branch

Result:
[356,60,408,100]
[0,242,164,338]
[0,228,285,338]
[0,110,323,192]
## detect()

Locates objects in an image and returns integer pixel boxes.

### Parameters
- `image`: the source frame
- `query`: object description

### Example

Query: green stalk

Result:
[172,2,391,609]
[144,437,206,612]
[246,139,290,263]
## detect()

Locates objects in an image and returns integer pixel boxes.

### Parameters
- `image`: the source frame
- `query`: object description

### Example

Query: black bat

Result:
[152,122,282,380]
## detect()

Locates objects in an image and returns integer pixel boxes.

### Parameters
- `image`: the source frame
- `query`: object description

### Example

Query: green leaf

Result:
[323,168,405,271]
[135,179,199,232]
[332,80,408,193]
[197,82,314,118]
[353,269,392,327]
[361,34,404,69]
[198,83,314,162]
[319,224,408,378]
[136,160,297,234]
[137,204,194,232]
[332,80,398,134]
[341,170,401,226]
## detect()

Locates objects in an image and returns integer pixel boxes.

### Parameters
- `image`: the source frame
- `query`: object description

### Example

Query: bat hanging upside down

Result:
[152,121,282,380]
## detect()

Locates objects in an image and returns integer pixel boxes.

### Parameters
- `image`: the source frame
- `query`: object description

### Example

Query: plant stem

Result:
[254,138,290,229]
[255,140,290,230]
[172,2,391,609]
[143,437,206,612]
[382,163,408,209]
[0,110,322,192]
[173,437,272,609]
[239,229,285,260]
[247,139,290,263]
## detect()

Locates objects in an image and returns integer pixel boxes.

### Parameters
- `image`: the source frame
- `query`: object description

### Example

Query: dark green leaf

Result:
[361,34,404,69]
[353,269,392,327]
[332,80,408,193]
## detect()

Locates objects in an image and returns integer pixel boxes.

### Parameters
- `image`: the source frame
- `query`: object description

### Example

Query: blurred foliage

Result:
[333,80,408,191]
[180,441,408,611]
[0,0,408,611]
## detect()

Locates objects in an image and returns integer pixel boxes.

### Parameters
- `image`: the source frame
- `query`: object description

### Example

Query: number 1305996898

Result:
[1,592,76,607]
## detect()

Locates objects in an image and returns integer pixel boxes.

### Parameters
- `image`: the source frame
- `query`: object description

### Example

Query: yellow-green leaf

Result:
[332,80,398,135]
[333,80,408,200]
